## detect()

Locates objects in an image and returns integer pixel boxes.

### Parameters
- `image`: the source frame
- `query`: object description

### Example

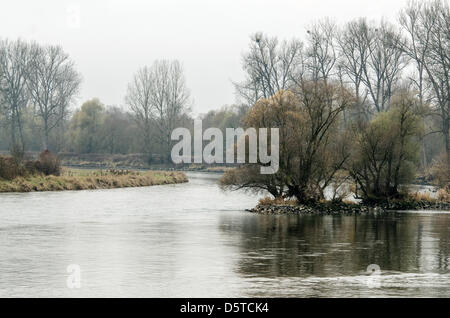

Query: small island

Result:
[218,89,449,214]
[246,195,450,215]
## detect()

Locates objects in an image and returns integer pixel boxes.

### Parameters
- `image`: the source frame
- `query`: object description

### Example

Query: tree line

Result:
[0,40,81,155]
[0,0,448,192]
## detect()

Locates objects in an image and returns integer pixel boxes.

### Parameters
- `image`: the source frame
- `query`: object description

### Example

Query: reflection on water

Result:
[0,172,449,297]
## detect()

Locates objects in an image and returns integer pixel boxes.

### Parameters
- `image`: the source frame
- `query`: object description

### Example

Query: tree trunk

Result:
[43,118,49,150]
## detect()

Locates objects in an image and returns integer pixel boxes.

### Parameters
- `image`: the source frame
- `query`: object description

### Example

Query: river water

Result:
[0,172,449,297]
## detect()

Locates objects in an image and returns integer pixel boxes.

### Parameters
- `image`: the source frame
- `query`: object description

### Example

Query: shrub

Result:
[24,160,41,176]
[36,150,61,176]
[9,144,25,164]
[437,189,449,202]
[348,93,423,201]
[429,153,449,190]
[0,156,20,180]
[0,151,61,180]
[409,192,434,202]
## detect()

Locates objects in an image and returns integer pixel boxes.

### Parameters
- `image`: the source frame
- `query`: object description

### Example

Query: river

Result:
[0,172,449,297]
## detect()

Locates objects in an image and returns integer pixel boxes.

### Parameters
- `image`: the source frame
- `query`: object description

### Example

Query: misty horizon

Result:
[0,0,411,116]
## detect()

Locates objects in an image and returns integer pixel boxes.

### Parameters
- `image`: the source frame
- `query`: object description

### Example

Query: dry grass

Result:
[0,168,187,193]
[342,199,356,205]
[258,196,297,206]
[437,188,449,202]
[408,189,449,203]
[409,192,435,202]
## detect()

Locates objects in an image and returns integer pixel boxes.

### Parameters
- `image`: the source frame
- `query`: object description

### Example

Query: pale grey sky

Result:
[0,0,411,115]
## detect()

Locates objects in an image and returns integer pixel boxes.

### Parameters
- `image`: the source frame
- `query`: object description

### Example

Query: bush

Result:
[0,151,61,180]
[409,192,434,202]
[36,150,61,176]
[348,93,423,201]
[0,156,21,180]
[9,144,25,164]
[429,153,449,190]
[437,189,449,202]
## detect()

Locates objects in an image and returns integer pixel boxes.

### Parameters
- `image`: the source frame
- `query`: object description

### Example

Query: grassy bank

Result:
[0,168,188,193]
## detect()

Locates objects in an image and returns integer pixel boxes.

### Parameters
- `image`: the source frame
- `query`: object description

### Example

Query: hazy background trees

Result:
[0,39,32,154]
[0,40,80,154]
[125,66,154,157]
[399,0,449,166]
[125,60,191,162]
[0,0,447,195]
[27,44,81,150]
[67,98,104,154]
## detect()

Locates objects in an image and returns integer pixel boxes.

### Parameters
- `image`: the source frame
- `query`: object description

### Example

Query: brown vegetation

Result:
[258,196,297,206]
[0,168,187,193]
[0,150,187,193]
[0,150,61,180]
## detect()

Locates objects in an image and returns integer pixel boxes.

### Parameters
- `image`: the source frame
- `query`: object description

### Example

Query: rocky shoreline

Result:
[246,200,450,215]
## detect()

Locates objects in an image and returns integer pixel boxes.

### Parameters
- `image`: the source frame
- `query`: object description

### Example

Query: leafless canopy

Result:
[0,39,32,151]
[126,60,191,159]
[27,44,81,149]
[234,33,303,106]
[399,0,449,163]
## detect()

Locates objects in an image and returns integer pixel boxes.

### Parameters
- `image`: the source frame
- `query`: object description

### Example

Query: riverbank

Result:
[247,198,450,215]
[0,168,188,193]
[63,163,233,173]
[58,152,233,173]
[0,151,234,173]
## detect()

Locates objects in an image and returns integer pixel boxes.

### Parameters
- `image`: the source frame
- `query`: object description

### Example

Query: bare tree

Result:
[150,60,191,162]
[234,33,303,106]
[126,60,191,162]
[399,0,450,164]
[338,19,408,115]
[305,19,338,83]
[338,19,371,105]
[222,83,354,203]
[125,66,154,156]
[27,44,81,150]
[367,21,409,112]
[0,39,31,152]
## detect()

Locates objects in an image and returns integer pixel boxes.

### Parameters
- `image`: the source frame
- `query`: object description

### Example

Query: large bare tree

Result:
[125,66,154,156]
[338,19,408,115]
[126,60,191,162]
[399,0,450,164]
[27,44,81,150]
[0,39,31,152]
[305,19,338,84]
[337,19,371,105]
[150,60,191,161]
[234,33,303,106]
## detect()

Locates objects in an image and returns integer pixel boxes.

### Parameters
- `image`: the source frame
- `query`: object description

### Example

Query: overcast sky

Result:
[0,0,411,115]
